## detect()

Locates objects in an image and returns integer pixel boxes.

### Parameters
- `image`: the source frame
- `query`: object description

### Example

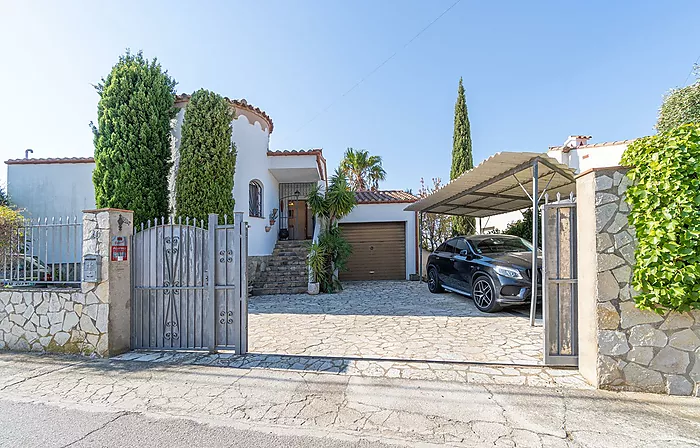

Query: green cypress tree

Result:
[450,77,476,235]
[175,89,236,222]
[92,50,177,225]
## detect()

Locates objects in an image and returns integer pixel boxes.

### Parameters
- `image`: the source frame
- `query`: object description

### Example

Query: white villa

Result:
[5,94,420,291]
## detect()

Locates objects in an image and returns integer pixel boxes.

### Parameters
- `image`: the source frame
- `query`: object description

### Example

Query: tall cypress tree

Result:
[175,89,236,222]
[92,50,177,225]
[450,77,476,235]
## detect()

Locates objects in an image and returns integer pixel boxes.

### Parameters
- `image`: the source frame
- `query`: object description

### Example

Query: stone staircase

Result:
[251,240,310,295]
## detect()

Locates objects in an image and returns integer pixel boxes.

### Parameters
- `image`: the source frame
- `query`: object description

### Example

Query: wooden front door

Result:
[287,200,308,240]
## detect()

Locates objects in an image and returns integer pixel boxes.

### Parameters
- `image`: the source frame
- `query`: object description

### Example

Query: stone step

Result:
[272,248,308,255]
[252,286,308,296]
[266,262,307,268]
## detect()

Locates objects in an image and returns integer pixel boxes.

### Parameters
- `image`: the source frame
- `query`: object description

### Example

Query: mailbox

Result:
[83,254,101,282]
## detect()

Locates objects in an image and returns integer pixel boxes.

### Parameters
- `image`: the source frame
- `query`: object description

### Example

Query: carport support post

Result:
[530,161,539,326]
[418,212,423,283]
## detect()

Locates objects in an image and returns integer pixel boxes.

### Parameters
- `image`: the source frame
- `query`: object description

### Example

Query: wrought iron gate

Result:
[541,195,578,366]
[131,213,248,353]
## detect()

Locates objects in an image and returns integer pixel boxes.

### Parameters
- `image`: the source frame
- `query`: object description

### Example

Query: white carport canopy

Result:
[405,152,576,217]
[406,152,577,326]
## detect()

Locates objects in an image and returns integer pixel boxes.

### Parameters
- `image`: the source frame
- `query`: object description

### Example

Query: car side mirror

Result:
[459,250,472,259]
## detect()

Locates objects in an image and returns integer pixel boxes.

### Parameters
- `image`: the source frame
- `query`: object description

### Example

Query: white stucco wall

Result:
[7,163,96,219]
[340,203,417,280]
[230,114,278,256]
[547,143,629,174]
[477,210,524,233]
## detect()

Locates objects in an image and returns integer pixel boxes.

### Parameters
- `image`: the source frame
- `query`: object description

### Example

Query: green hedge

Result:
[92,51,177,225]
[620,123,700,313]
[175,89,236,222]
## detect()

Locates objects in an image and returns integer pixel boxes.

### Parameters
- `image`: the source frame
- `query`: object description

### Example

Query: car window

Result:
[454,238,468,253]
[470,237,533,254]
[436,242,448,252]
[440,238,455,254]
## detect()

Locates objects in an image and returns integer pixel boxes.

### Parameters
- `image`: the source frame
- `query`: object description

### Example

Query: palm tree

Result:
[339,148,387,191]
[307,170,357,292]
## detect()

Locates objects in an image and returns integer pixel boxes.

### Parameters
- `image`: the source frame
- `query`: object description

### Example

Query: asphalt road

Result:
[0,400,394,448]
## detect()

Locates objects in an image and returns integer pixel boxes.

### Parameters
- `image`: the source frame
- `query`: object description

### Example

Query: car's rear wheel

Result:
[472,275,502,313]
[427,267,444,293]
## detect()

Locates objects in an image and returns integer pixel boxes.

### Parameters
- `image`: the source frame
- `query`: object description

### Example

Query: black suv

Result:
[427,235,541,313]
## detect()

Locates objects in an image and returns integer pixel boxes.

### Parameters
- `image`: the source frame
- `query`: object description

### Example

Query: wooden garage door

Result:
[339,222,406,281]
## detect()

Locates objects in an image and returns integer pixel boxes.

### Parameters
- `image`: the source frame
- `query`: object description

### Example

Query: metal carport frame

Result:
[405,152,577,326]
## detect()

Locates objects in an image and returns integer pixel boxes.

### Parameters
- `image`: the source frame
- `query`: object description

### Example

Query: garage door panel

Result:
[339,222,406,281]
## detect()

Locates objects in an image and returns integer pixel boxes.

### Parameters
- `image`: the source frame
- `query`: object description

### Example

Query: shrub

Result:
[656,74,700,133]
[91,50,177,225]
[620,123,700,313]
[0,206,24,251]
[175,89,236,222]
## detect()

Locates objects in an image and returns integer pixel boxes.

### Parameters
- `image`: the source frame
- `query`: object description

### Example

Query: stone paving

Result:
[112,351,588,388]
[249,281,544,365]
[1,353,699,447]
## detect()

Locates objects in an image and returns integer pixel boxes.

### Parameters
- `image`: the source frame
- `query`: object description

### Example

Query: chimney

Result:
[562,135,591,151]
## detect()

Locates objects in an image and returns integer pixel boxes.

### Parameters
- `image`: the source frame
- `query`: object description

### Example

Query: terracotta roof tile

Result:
[355,190,418,204]
[175,93,274,133]
[549,138,638,152]
[267,149,323,156]
[5,157,95,165]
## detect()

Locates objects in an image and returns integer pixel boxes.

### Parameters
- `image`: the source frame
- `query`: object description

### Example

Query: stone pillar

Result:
[576,168,700,396]
[82,208,133,356]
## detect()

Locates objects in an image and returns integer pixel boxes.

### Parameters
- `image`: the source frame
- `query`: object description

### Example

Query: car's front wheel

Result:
[427,267,444,293]
[472,275,502,313]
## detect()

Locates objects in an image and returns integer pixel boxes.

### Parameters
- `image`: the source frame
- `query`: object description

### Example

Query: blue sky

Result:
[1,1,698,191]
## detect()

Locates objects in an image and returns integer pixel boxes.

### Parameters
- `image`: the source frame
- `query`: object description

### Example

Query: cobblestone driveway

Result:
[249,281,544,365]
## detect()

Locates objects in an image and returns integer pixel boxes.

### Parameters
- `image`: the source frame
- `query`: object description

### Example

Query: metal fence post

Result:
[207,213,218,352]
[530,161,539,326]
[238,214,248,354]
[231,213,242,354]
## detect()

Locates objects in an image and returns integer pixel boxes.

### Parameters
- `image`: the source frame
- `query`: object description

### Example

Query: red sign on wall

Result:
[111,236,128,261]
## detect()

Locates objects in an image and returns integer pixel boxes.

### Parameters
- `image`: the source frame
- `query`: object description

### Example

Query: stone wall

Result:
[247,255,272,294]
[0,289,108,355]
[577,167,700,396]
[0,208,133,357]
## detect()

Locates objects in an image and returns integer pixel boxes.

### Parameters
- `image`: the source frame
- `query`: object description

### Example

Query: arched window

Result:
[249,180,263,218]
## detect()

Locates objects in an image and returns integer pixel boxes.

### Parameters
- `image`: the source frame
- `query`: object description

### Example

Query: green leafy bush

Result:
[0,206,23,251]
[620,123,700,313]
[91,50,177,225]
[504,209,533,241]
[175,89,236,222]
[656,73,700,133]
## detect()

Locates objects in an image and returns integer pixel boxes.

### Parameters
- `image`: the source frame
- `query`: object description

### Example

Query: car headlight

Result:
[494,266,522,279]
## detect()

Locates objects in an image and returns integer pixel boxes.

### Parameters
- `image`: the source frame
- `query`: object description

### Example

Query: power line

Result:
[295,0,463,133]
[682,54,700,86]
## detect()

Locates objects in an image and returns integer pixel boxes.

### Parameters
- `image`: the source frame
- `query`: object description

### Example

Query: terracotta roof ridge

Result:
[268,148,323,155]
[175,93,274,133]
[354,190,418,204]
[550,138,638,151]
[5,156,95,165]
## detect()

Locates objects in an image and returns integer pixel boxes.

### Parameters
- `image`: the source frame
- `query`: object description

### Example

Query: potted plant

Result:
[268,208,278,226]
